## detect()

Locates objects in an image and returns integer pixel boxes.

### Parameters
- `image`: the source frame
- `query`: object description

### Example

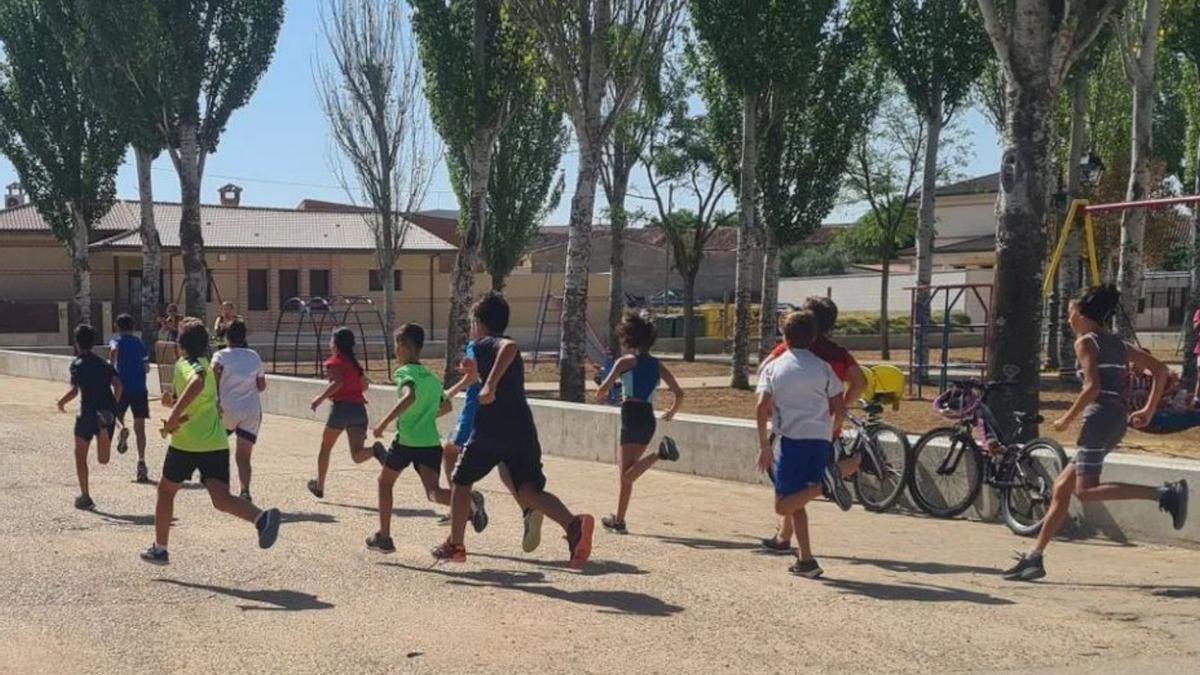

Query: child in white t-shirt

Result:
[755,310,844,579]
[212,319,266,501]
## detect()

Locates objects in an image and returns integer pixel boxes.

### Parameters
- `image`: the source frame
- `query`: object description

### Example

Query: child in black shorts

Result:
[431,292,595,568]
[57,324,123,511]
[109,313,153,483]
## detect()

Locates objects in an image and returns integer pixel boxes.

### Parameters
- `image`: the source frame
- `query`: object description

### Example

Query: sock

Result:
[152,543,167,553]
[1026,550,1043,561]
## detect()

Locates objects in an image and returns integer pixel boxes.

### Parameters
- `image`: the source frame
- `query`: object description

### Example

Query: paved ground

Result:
[1,374,1199,675]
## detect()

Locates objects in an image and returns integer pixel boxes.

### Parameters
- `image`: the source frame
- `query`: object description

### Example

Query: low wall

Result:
[2,348,1196,548]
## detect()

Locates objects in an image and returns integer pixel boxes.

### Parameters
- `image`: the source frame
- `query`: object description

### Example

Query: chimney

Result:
[218,183,243,207]
[4,182,27,209]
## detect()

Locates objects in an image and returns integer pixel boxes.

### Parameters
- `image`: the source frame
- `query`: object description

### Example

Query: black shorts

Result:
[116,390,150,421]
[162,448,230,485]
[384,441,442,474]
[453,434,547,492]
[620,400,657,446]
[326,402,368,432]
[75,410,116,442]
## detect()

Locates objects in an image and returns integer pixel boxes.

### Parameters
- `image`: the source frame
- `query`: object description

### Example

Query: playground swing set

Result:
[270,295,392,381]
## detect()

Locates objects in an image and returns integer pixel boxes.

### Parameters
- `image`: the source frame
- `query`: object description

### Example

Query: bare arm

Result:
[1128,346,1169,428]
[312,365,344,411]
[479,340,517,406]
[256,375,267,392]
[111,375,123,409]
[109,343,119,369]
[755,392,775,473]
[373,385,413,438]
[1055,337,1100,430]
[835,365,868,434]
[595,355,634,402]
[57,385,78,412]
[438,396,453,417]
[164,374,204,432]
[659,363,684,421]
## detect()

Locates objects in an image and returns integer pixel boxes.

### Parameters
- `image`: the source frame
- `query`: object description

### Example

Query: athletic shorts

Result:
[620,400,657,446]
[223,407,262,444]
[453,433,546,492]
[383,441,442,474]
[1074,403,1126,478]
[326,401,368,432]
[774,437,832,497]
[75,410,116,443]
[115,390,150,421]
[162,448,230,485]
[448,416,474,448]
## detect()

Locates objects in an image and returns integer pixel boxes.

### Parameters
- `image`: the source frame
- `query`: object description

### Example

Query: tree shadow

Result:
[470,552,649,577]
[381,563,683,617]
[155,579,334,612]
[324,501,439,519]
[821,578,1015,605]
[822,554,999,576]
[1038,580,1200,599]
[280,511,338,525]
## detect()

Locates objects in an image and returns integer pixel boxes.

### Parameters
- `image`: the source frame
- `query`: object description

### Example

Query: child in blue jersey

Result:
[596,311,684,533]
[109,314,152,483]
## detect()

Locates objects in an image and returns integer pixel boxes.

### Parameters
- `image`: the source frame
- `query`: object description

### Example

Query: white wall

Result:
[780,269,994,323]
[934,194,996,242]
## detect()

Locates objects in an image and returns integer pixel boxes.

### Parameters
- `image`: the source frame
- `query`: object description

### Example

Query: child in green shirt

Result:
[140,318,281,566]
[368,323,486,553]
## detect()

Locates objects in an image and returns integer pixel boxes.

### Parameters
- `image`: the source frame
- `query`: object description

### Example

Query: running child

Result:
[57,324,123,510]
[432,292,595,567]
[307,327,381,498]
[595,311,684,534]
[109,314,152,483]
[212,319,265,501]
[756,309,845,578]
[140,318,280,565]
[212,301,239,350]
[1002,285,1188,581]
[365,323,487,553]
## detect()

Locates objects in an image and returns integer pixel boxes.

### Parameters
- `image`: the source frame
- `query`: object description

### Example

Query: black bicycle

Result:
[840,401,913,512]
[907,380,1068,536]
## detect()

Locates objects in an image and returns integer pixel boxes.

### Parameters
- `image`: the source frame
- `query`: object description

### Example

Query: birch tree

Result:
[319,0,437,340]
[516,0,683,402]
[1166,0,1200,386]
[976,0,1123,435]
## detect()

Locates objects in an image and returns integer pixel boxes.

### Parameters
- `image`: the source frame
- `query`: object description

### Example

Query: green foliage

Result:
[839,203,918,261]
[781,243,850,277]
[0,0,124,250]
[1160,244,1190,272]
[833,312,971,336]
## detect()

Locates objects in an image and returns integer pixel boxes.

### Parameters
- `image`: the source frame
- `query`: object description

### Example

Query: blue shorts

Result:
[774,438,832,497]
[449,417,474,448]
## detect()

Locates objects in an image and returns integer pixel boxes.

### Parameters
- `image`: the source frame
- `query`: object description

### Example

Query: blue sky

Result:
[1,0,1003,227]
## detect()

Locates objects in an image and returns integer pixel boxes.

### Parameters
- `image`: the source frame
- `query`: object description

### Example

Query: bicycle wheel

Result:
[1001,438,1068,536]
[908,427,984,518]
[851,423,912,512]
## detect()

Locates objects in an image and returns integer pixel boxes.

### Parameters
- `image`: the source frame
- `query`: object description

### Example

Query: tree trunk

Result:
[445,137,492,384]
[1044,174,1061,370]
[381,249,397,354]
[989,79,1059,440]
[1183,133,1200,389]
[607,176,630,361]
[559,139,600,402]
[135,147,161,351]
[682,271,698,362]
[491,271,506,292]
[1115,69,1155,337]
[758,227,780,363]
[177,122,208,323]
[69,208,92,327]
[914,95,943,378]
[731,92,759,390]
[1058,74,1088,379]
[880,239,891,361]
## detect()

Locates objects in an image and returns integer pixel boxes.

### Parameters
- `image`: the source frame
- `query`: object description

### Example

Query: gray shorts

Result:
[326,401,368,432]
[1074,402,1127,477]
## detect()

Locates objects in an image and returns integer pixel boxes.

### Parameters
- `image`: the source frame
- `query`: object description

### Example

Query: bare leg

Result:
[96,428,112,465]
[497,463,520,499]
[1075,480,1159,502]
[155,479,181,547]
[378,468,400,537]
[234,436,254,493]
[315,427,341,492]
[74,437,90,497]
[838,453,861,477]
[205,479,261,523]
[448,483,474,545]
[1032,464,1076,555]
[791,508,812,561]
[517,484,574,530]
[416,465,451,506]
[441,443,460,487]
[133,418,147,461]
[776,515,794,545]
[776,485,822,560]
[347,427,372,463]
[616,444,656,522]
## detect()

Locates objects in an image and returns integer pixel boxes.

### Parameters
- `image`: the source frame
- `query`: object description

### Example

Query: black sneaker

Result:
[136,461,150,484]
[789,558,824,579]
[1001,553,1046,581]
[140,545,169,566]
[306,479,324,499]
[366,532,396,554]
[470,491,489,533]
[117,427,130,454]
[760,536,791,554]
[372,441,389,466]
[658,436,680,461]
[1159,480,1189,531]
[824,464,853,512]
[601,515,628,534]
[255,508,281,549]
[74,494,95,511]
[239,489,253,503]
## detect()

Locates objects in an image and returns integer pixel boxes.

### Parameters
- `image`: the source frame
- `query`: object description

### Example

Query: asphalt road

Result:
[1,374,1198,674]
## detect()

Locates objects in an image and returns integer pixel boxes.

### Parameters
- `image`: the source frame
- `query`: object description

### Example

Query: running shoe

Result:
[824,464,853,512]
[1001,553,1046,581]
[372,441,389,466]
[255,508,281,549]
[789,558,824,579]
[431,540,466,563]
[566,514,595,569]
[140,545,169,566]
[470,491,489,533]
[760,536,791,553]
[74,494,95,511]
[239,488,253,503]
[117,427,130,454]
[522,508,544,553]
[366,532,396,554]
[136,461,150,484]
[658,436,680,461]
[601,515,627,534]
[1160,480,1188,530]
[306,479,324,499]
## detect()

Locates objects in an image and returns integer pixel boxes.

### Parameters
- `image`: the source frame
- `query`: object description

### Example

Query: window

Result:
[309,270,331,298]
[369,269,403,291]
[247,270,269,311]
[279,269,299,308]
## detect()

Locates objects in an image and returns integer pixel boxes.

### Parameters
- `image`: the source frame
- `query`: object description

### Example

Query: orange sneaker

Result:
[567,515,594,569]
[431,540,466,563]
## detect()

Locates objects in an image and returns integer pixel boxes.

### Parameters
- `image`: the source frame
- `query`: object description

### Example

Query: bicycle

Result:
[907,380,1068,536]
[838,400,913,512]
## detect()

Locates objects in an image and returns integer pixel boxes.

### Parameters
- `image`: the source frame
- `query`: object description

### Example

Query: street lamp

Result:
[1079,152,1106,191]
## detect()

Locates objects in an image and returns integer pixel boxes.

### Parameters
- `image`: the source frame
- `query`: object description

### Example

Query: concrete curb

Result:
[2,348,1196,548]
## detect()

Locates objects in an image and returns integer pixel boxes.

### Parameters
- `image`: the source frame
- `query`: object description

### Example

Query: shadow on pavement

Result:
[381,563,683,617]
[821,578,1015,605]
[323,501,439,519]
[470,552,649,577]
[91,510,158,527]
[1039,580,1200,598]
[155,579,334,612]
[641,533,761,551]
[280,511,338,525]
[823,554,999,576]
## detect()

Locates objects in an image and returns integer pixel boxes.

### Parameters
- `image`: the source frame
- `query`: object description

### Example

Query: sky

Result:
[0,0,1004,227]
